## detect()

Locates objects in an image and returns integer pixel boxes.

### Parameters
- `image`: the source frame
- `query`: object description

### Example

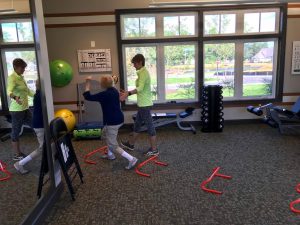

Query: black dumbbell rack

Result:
[201,85,224,132]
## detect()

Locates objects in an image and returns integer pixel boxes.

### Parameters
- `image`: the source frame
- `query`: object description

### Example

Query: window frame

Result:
[0,14,35,114]
[123,42,199,105]
[116,4,287,110]
[203,38,279,101]
[121,14,157,40]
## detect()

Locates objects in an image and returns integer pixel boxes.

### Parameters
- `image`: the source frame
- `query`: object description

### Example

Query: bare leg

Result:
[149,135,157,150]
[12,141,21,155]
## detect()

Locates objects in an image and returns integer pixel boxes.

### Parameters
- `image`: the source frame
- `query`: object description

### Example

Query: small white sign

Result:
[292,41,300,75]
[77,49,112,73]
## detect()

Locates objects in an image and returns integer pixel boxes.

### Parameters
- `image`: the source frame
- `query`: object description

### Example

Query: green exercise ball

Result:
[50,60,73,87]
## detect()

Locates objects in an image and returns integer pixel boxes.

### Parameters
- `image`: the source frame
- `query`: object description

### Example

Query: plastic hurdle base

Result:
[84,146,108,164]
[135,155,168,178]
[0,161,11,181]
[200,167,232,195]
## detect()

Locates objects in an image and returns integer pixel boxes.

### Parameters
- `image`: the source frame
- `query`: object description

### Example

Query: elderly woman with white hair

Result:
[83,75,138,170]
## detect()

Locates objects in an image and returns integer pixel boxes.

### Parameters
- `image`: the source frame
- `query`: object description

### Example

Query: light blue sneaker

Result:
[125,157,138,170]
[101,154,116,160]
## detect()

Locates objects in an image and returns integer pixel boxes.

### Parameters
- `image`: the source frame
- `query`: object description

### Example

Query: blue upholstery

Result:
[132,113,177,120]
[75,122,103,130]
[179,111,192,119]
[291,97,300,113]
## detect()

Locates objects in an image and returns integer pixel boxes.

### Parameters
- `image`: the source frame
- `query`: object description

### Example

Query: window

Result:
[163,15,196,36]
[121,13,197,39]
[243,40,277,97]
[0,18,36,112]
[117,5,285,106]
[164,44,197,100]
[203,9,280,100]
[244,11,277,33]
[123,43,197,104]
[1,20,34,43]
[3,50,38,106]
[124,45,157,102]
[204,13,236,35]
[122,16,156,39]
[204,43,235,97]
[120,12,198,104]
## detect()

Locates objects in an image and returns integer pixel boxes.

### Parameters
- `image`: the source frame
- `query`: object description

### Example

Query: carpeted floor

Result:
[0,131,48,225]
[43,123,300,225]
[2,123,300,225]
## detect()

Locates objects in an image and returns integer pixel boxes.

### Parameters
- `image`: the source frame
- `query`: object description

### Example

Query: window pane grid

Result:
[119,7,281,104]
[1,20,33,43]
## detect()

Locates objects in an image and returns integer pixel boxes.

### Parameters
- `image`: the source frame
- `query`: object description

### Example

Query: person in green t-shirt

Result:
[7,58,34,161]
[120,54,158,156]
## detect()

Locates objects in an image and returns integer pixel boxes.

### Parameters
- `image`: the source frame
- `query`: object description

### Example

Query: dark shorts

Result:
[10,109,32,142]
[133,106,156,136]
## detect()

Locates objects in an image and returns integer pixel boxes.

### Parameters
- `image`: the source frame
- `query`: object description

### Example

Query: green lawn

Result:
[127,83,271,102]
[222,83,271,97]
[128,77,195,86]
[243,84,271,97]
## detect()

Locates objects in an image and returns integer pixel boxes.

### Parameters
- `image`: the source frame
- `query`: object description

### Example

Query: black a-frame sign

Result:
[50,118,84,200]
[38,118,83,200]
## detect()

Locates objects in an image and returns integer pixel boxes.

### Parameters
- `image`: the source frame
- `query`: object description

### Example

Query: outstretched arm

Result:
[120,89,137,101]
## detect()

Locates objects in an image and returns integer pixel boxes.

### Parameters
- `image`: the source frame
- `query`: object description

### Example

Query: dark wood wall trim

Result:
[288,15,300,18]
[288,4,300,8]
[283,92,300,96]
[45,22,116,28]
[53,101,78,105]
[44,11,115,17]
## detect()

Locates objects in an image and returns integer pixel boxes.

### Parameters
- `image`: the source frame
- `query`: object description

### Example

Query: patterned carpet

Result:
[0,131,48,225]
[2,124,300,225]
[44,124,300,225]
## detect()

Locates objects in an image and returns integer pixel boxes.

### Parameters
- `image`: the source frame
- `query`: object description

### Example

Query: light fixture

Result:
[149,0,300,7]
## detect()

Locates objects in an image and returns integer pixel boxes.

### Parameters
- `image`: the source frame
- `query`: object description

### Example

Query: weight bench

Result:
[247,97,300,134]
[132,107,196,134]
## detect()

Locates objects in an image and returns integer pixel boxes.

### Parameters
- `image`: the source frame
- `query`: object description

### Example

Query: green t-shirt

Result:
[135,67,153,107]
[7,71,34,111]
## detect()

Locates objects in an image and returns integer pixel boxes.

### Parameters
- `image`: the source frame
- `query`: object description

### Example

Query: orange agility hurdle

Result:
[290,184,300,213]
[201,167,232,195]
[135,155,168,178]
[84,146,108,164]
[0,161,11,181]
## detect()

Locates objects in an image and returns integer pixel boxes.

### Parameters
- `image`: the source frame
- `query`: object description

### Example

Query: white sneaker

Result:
[125,157,138,170]
[14,162,29,175]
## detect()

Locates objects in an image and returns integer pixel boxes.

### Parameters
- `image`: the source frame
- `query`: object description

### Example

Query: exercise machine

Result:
[74,80,104,140]
[247,97,300,133]
[132,107,196,134]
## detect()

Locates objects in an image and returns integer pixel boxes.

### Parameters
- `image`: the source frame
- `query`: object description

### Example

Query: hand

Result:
[15,96,22,105]
[86,76,92,81]
[119,91,129,102]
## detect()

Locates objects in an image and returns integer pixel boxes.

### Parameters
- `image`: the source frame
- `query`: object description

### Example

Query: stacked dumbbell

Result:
[201,85,224,132]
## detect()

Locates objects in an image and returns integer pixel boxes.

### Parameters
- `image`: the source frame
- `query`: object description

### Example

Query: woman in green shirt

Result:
[120,54,158,156]
[7,58,34,161]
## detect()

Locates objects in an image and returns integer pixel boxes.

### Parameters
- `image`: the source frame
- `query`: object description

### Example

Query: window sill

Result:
[122,102,200,111]
[122,97,286,111]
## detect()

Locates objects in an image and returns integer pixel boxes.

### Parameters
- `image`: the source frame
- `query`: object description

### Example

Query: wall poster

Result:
[292,41,300,75]
[77,49,112,73]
